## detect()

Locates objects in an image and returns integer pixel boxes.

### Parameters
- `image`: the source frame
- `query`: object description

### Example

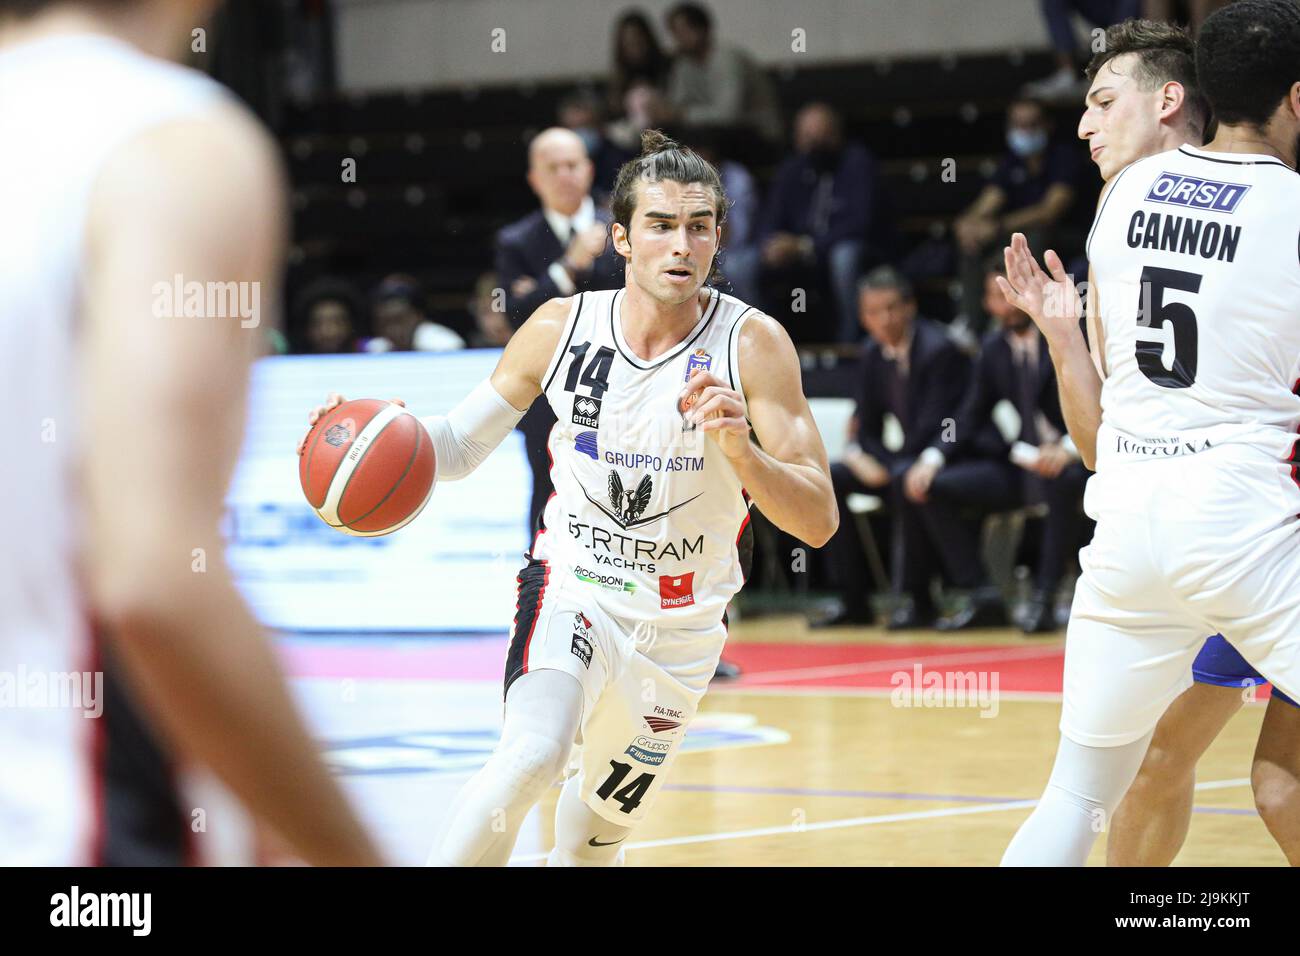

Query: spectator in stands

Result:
[495,126,625,541]
[735,102,884,343]
[1143,0,1230,35]
[952,98,1080,336]
[817,267,973,629]
[365,274,466,353]
[633,2,781,144]
[557,89,633,197]
[904,257,1089,633]
[688,131,761,303]
[496,127,624,327]
[1024,0,1141,101]
[466,272,513,349]
[608,9,670,117]
[290,277,365,354]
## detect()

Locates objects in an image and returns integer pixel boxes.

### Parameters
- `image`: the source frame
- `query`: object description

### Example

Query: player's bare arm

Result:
[680,313,838,548]
[85,105,381,866]
[997,232,1104,470]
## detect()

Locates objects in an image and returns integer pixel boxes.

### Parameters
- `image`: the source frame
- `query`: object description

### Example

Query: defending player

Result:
[1000,19,1300,866]
[300,131,838,866]
[999,0,1300,865]
[0,0,381,863]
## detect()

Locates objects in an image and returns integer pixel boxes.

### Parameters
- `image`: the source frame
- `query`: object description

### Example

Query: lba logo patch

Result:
[684,348,713,381]
[660,572,695,609]
[1146,172,1250,213]
[572,396,601,429]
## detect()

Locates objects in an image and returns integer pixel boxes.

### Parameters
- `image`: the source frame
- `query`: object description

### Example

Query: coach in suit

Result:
[819,267,972,629]
[495,127,625,537]
[904,258,1089,633]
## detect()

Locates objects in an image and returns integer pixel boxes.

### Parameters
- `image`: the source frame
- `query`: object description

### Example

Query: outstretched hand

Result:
[995,233,1083,347]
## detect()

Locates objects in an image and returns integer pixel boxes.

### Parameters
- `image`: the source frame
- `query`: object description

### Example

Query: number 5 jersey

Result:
[1087,144,1300,470]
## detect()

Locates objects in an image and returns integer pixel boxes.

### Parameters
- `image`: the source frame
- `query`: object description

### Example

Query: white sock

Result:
[1002,731,1153,866]
[427,670,582,867]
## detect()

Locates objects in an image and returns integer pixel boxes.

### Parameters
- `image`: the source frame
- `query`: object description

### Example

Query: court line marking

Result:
[735,645,1064,685]
[508,799,1037,863]
[710,685,1065,702]
[507,776,1255,863]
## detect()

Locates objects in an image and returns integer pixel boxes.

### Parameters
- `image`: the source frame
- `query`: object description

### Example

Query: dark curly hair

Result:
[1197,0,1300,128]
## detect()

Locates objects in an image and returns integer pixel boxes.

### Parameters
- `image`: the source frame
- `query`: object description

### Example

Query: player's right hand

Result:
[996,233,1082,347]
[295,393,407,456]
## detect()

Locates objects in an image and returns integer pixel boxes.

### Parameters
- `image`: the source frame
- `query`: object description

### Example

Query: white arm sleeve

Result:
[420,378,528,482]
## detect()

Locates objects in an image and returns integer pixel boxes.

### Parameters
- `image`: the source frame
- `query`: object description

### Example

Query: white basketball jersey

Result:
[1088,145,1300,465]
[534,287,756,629]
[0,35,229,864]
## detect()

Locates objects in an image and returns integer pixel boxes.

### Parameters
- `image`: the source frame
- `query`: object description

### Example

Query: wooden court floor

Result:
[525,617,1288,866]
[296,617,1288,866]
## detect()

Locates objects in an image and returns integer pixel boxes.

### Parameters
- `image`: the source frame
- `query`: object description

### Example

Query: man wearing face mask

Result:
[953,99,1081,337]
[740,102,886,343]
[904,256,1090,633]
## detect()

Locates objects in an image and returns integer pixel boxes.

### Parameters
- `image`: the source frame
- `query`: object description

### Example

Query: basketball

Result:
[298,398,436,536]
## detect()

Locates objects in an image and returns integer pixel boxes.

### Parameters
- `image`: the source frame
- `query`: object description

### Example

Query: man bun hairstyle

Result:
[1086,18,1209,140]
[1196,0,1300,129]
[610,129,728,232]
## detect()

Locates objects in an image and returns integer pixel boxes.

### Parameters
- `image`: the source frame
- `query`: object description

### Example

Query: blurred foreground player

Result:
[1000,1,1300,866]
[302,132,837,865]
[1003,18,1300,865]
[0,0,379,864]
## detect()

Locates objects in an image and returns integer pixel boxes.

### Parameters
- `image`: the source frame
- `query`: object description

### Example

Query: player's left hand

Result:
[679,368,750,460]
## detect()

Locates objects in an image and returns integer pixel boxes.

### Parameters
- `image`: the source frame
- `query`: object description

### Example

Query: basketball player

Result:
[1002,20,1300,866]
[301,131,838,866]
[998,0,1300,865]
[0,0,380,864]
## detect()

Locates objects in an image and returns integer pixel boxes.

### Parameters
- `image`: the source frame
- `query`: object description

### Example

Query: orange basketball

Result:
[299,399,436,536]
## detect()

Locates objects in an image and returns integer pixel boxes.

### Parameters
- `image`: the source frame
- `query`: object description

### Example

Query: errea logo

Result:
[1146,172,1250,214]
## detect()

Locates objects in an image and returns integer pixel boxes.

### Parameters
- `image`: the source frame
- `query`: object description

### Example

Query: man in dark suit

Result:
[904,257,1089,632]
[495,127,625,537]
[818,267,972,629]
[730,102,887,343]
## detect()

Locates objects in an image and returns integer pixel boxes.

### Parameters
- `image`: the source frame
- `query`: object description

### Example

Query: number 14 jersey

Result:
[533,287,756,629]
[1088,145,1300,465]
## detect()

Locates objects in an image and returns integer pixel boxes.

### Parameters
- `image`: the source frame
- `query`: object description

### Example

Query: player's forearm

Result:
[727,444,838,547]
[100,562,381,866]
[1047,328,1102,470]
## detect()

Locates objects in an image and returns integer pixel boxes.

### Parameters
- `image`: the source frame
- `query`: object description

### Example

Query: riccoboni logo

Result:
[0,665,102,718]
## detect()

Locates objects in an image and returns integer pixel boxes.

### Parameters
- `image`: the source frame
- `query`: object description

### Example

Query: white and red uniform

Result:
[0,34,251,864]
[505,287,756,823]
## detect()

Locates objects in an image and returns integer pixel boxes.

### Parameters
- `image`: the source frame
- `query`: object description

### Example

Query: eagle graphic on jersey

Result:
[576,466,705,531]
[610,472,653,523]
